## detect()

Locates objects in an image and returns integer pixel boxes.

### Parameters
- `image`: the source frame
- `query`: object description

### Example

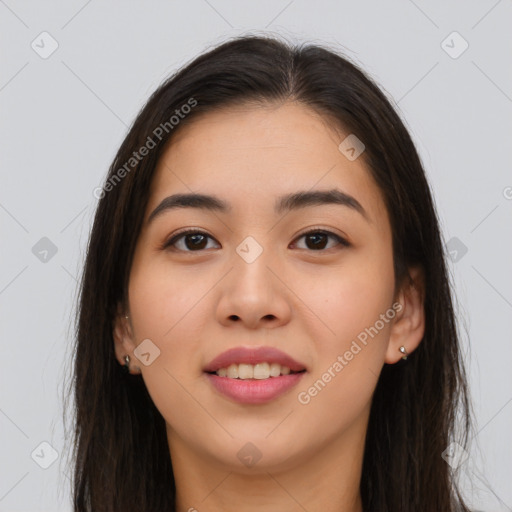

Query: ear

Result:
[385,265,426,364]
[113,303,141,373]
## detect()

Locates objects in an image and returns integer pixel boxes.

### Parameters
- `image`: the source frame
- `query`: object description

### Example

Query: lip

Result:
[205,372,305,404]
[203,346,307,373]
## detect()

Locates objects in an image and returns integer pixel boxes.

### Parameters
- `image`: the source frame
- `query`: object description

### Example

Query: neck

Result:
[168,416,367,512]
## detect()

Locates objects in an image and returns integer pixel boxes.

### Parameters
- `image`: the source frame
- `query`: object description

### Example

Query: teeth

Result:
[270,363,281,377]
[214,362,296,379]
[227,364,238,379]
[238,364,253,379]
[253,362,269,379]
[269,362,281,377]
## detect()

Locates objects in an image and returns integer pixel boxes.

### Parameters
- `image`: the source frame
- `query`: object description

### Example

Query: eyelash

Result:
[161,227,350,253]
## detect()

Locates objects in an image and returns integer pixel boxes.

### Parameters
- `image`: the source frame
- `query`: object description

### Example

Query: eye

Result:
[162,227,350,253]
[291,228,350,251]
[162,229,219,252]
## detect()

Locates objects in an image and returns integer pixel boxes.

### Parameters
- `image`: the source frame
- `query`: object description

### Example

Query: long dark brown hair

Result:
[63,34,474,511]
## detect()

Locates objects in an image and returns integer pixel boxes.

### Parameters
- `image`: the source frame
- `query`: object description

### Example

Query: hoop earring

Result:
[399,346,408,360]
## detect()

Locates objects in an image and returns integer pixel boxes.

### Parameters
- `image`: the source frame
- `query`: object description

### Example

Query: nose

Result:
[215,241,292,330]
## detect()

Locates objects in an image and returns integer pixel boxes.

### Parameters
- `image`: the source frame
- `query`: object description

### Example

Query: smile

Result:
[203,345,308,404]
[212,362,303,379]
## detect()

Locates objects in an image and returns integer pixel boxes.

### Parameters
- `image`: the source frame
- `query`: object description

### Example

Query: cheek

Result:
[304,248,395,341]
[129,257,201,335]
[127,257,211,381]
[127,261,211,423]
[296,248,395,403]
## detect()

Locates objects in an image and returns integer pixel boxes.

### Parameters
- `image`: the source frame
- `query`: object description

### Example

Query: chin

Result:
[204,434,306,473]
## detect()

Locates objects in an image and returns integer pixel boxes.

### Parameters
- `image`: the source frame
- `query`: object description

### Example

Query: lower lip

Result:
[205,372,306,404]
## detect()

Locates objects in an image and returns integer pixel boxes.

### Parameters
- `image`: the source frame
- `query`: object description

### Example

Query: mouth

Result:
[203,346,307,404]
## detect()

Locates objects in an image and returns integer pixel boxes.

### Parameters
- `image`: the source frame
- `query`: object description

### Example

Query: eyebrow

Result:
[147,188,370,225]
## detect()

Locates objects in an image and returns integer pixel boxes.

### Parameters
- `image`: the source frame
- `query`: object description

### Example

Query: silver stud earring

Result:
[399,346,408,360]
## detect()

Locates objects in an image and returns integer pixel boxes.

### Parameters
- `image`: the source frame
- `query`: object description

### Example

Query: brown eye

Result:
[163,230,219,252]
[292,229,350,251]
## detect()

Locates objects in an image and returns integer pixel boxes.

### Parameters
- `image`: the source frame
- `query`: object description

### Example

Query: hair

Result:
[64,34,474,511]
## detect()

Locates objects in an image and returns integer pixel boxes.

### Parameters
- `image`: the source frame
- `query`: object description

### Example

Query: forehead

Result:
[147,102,389,228]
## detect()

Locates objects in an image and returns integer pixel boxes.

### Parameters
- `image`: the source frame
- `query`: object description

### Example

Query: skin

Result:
[114,101,425,512]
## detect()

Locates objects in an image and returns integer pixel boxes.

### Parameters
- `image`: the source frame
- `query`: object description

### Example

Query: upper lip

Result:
[203,346,307,373]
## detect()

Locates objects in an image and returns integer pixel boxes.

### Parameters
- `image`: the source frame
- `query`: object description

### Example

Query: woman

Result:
[66,35,473,511]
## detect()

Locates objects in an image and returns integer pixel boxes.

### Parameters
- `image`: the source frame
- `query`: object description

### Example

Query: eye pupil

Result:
[306,233,327,250]
[187,234,207,250]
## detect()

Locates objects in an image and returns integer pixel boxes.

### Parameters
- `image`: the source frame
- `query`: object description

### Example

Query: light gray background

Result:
[1,1,511,511]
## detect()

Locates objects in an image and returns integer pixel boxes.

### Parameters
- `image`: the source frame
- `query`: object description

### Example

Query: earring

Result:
[122,355,130,373]
[399,346,408,360]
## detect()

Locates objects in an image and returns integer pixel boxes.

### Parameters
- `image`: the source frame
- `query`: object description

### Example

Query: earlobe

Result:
[112,304,137,367]
[385,265,426,364]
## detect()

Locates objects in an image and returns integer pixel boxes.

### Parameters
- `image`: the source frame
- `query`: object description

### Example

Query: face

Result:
[114,101,420,473]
